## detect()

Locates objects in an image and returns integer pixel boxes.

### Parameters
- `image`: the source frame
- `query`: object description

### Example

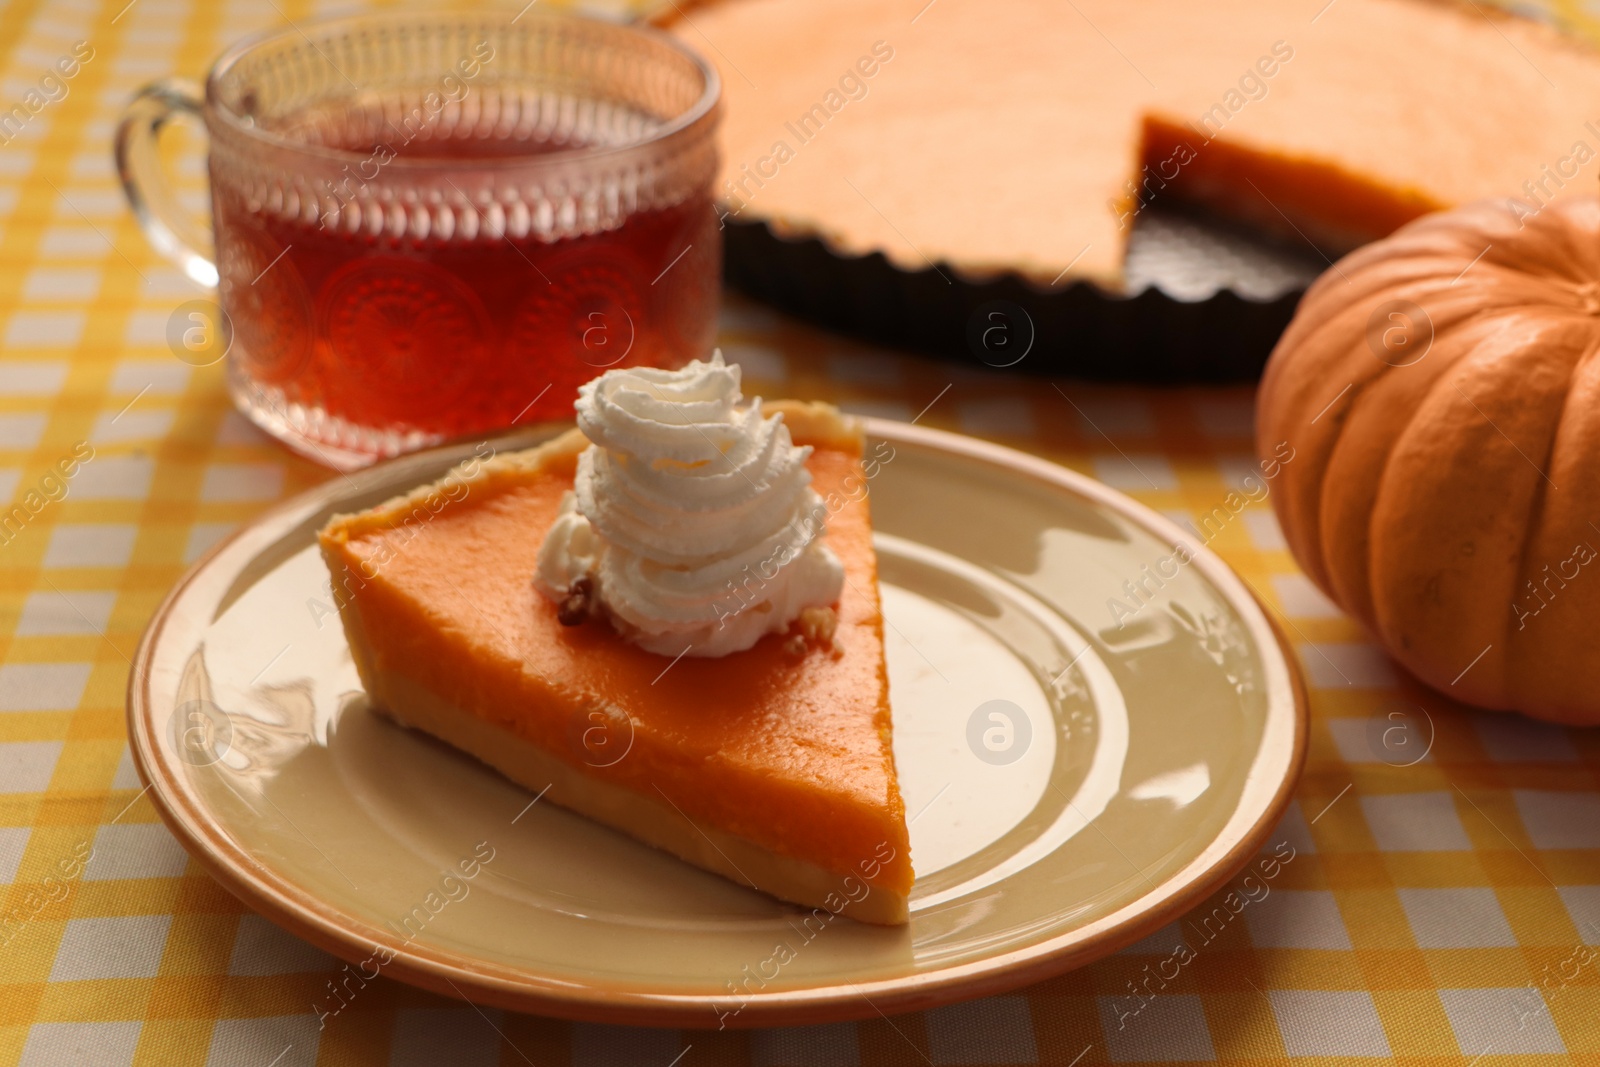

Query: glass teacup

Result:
[117,11,722,469]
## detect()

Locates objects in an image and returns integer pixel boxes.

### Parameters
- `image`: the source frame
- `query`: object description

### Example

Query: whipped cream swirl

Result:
[534,352,844,657]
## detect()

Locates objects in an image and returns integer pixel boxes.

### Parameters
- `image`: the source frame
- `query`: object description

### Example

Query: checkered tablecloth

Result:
[5,0,1600,1063]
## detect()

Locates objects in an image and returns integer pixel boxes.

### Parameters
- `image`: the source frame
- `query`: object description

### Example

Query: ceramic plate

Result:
[128,420,1307,1027]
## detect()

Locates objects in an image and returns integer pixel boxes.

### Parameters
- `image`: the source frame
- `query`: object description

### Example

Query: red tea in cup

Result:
[118,14,722,468]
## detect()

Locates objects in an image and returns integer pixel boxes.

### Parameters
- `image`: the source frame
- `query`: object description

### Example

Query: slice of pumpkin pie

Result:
[318,355,912,923]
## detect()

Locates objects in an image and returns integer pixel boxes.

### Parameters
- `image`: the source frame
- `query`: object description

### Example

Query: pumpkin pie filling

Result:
[319,392,913,924]
[670,0,1600,287]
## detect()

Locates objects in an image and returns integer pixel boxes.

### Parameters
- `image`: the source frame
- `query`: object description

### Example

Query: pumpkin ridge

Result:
[1381,315,1581,702]
[1282,322,1378,599]
[1309,376,1364,605]
[1359,358,1475,693]
[1313,290,1478,621]
[1354,305,1517,678]
[1499,395,1557,710]
[1288,278,1448,586]
[1353,328,1471,642]
[1504,323,1600,706]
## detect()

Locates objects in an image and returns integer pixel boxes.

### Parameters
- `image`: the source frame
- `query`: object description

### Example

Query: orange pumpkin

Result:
[1257,194,1600,724]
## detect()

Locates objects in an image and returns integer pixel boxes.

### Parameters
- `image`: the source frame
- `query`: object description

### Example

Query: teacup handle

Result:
[115,78,219,288]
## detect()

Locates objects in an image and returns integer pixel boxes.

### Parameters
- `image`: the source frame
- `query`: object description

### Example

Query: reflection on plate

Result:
[128,420,1306,1027]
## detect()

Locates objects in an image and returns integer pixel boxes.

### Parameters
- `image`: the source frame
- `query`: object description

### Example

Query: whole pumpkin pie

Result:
[318,357,913,923]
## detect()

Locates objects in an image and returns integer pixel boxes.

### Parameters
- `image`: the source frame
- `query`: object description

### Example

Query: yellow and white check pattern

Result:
[4,0,1600,1063]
